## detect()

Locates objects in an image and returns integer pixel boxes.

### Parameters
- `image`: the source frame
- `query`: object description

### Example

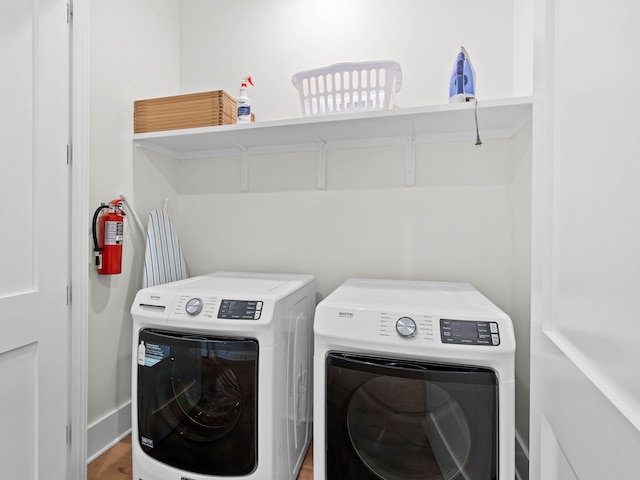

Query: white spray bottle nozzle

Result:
[241,75,254,88]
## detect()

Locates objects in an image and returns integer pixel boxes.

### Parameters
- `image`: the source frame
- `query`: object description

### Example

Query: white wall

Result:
[511,123,532,458]
[513,0,534,97]
[89,0,534,462]
[167,139,518,305]
[180,0,516,121]
[88,0,181,442]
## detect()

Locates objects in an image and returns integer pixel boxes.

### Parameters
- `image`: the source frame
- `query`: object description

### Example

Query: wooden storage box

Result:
[134,90,238,133]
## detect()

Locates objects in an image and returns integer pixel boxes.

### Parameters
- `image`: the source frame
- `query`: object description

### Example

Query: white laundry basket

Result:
[292,61,402,116]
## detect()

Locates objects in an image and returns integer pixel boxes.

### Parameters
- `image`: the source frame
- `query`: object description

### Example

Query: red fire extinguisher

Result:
[92,199,126,275]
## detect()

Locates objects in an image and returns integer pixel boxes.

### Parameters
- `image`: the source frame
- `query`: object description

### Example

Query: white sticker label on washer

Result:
[141,342,170,367]
[141,436,154,448]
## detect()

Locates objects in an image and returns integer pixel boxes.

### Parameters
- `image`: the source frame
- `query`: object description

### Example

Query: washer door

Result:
[137,329,258,476]
[326,353,498,480]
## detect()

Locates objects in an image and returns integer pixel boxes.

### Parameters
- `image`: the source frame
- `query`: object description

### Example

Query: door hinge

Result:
[66,424,72,445]
[67,3,72,24]
[67,144,71,166]
[66,285,72,305]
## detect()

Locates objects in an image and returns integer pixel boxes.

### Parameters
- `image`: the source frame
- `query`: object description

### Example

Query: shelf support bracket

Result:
[240,147,249,192]
[317,140,326,190]
[405,136,415,187]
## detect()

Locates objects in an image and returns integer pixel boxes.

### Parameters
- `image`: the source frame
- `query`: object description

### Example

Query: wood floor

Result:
[87,435,314,479]
[87,435,132,479]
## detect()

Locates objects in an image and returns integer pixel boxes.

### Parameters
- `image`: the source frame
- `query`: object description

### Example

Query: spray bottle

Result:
[236,75,254,123]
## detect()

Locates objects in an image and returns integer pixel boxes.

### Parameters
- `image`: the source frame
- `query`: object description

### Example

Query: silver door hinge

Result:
[66,424,72,445]
[66,285,72,305]
[67,144,71,166]
[67,3,72,23]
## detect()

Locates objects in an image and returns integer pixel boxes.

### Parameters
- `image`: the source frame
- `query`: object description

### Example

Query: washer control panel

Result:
[218,299,263,320]
[440,319,500,346]
[166,296,264,321]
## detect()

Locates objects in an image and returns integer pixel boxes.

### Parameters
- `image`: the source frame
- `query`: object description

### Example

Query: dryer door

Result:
[326,353,498,480]
[137,328,258,476]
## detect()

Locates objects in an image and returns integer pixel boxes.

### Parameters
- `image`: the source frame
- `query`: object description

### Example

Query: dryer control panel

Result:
[379,313,501,346]
[440,319,500,346]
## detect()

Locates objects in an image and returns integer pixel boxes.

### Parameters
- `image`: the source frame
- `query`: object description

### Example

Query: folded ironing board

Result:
[142,208,188,288]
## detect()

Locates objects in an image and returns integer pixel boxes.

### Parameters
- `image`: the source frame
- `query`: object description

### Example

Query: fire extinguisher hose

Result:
[92,204,109,265]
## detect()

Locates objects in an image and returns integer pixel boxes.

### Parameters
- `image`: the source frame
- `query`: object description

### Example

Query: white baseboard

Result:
[87,401,132,463]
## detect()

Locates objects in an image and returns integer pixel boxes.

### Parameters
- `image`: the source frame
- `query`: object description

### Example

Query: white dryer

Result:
[314,278,516,480]
[130,271,315,480]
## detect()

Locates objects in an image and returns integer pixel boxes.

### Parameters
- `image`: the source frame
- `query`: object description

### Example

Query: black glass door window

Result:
[326,353,498,480]
[137,328,258,476]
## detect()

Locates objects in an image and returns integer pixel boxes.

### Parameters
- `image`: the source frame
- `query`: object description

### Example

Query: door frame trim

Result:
[70,0,89,477]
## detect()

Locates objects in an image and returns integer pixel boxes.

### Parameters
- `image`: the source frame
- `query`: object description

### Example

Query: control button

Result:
[396,317,417,337]
[185,298,204,316]
[492,334,500,345]
[490,322,499,333]
[256,301,263,311]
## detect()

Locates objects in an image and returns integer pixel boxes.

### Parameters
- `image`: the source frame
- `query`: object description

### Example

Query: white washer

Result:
[314,278,515,480]
[131,271,315,480]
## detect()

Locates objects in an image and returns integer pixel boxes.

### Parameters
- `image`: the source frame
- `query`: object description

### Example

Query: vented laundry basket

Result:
[292,61,402,117]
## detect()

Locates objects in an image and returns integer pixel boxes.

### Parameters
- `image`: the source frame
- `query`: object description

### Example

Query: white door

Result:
[0,0,71,478]
[530,0,640,478]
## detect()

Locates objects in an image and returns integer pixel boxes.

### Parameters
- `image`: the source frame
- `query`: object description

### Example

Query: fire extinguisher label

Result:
[104,221,123,245]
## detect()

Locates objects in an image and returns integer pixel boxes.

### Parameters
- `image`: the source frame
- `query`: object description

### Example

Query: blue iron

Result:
[449,46,476,103]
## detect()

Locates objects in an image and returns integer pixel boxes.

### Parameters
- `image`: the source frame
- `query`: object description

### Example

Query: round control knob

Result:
[396,316,417,337]
[185,298,203,316]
